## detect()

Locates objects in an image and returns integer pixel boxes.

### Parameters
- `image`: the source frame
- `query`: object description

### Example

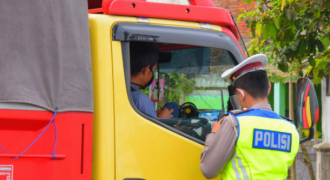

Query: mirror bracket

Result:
[300,126,315,144]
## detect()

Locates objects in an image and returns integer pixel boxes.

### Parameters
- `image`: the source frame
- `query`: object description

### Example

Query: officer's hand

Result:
[157,107,174,118]
[211,120,221,133]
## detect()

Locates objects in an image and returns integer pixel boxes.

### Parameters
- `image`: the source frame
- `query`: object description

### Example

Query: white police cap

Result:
[221,54,268,83]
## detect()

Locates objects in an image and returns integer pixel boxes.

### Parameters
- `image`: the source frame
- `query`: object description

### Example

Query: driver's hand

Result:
[157,107,174,118]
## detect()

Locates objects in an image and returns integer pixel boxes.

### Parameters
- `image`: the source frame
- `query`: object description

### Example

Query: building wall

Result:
[212,0,252,56]
[211,0,248,36]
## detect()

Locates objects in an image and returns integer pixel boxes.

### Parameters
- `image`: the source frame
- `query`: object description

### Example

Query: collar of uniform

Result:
[131,84,139,91]
[250,102,272,111]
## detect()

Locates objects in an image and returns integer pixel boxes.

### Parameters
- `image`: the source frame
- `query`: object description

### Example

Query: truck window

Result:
[127,42,235,142]
[116,23,242,143]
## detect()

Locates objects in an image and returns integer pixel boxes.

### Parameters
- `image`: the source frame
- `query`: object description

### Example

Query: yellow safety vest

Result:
[221,109,300,180]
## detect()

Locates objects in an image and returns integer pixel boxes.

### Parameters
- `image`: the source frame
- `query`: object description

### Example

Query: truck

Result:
[0,0,318,179]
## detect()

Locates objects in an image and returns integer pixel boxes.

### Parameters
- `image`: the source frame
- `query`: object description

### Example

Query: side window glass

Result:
[128,42,236,142]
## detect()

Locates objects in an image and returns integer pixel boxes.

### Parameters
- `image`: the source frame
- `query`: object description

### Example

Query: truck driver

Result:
[130,42,174,118]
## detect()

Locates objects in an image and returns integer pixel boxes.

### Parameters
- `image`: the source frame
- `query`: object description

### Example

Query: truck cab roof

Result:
[88,0,240,39]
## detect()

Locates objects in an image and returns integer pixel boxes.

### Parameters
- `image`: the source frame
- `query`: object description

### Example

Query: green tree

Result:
[141,73,196,109]
[239,0,330,84]
[238,0,330,179]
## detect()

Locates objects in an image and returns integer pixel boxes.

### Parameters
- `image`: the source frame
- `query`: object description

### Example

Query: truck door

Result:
[112,23,244,180]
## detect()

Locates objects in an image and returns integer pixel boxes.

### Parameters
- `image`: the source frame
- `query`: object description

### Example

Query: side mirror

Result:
[295,78,320,144]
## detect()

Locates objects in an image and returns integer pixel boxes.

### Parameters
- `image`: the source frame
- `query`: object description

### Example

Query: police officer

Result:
[200,54,299,180]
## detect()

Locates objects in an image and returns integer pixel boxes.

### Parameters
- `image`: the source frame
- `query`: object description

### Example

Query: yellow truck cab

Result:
[88,0,245,179]
[0,0,247,179]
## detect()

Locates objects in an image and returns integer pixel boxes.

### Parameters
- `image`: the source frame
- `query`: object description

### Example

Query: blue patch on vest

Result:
[253,129,292,152]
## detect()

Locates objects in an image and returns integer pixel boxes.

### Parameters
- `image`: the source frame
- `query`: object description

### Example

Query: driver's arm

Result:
[134,94,158,118]
[200,116,238,179]
[157,107,173,118]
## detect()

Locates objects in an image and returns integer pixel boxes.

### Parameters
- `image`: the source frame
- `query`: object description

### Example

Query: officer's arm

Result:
[200,116,237,179]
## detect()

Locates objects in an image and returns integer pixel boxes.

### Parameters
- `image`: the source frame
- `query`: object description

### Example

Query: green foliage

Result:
[166,73,196,102]
[140,73,197,109]
[240,0,330,84]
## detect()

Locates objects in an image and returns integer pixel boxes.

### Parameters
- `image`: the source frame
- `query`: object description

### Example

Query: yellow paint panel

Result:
[89,14,137,180]
[149,18,201,28]
[211,24,222,32]
[149,18,222,32]
[89,14,222,180]
[306,96,312,127]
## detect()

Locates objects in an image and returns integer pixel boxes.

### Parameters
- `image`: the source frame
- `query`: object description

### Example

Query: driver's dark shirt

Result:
[131,84,157,118]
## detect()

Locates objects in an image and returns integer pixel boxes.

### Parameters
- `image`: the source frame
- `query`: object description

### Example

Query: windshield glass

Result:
[138,44,236,141]
[161,46,234,109]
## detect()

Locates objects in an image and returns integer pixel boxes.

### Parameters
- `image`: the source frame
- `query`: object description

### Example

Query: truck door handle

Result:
[123,179,145,180]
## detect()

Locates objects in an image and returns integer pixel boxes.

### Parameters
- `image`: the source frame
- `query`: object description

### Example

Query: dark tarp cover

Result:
[0,0,93,112]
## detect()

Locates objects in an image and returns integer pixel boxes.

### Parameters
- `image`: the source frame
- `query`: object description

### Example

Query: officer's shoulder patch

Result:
[280,115,293,122]
[229,109,250,115]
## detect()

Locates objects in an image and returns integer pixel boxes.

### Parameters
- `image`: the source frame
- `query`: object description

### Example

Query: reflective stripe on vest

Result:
[230,152,251,180]
[221,109,300,180]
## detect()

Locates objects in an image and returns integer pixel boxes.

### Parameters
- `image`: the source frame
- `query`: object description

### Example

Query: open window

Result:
[115,23,243,143]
